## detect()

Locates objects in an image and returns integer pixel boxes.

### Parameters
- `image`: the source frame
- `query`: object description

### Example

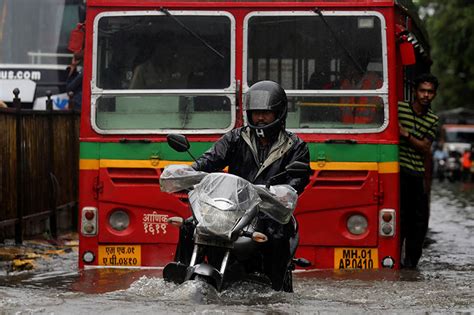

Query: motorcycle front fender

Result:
[186,263,224,291]
[163,261,188,284]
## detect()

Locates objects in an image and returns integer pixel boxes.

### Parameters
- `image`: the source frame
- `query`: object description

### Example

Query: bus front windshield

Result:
[246,12,387,131]
[0,0,80,66]
[93,12,234,133]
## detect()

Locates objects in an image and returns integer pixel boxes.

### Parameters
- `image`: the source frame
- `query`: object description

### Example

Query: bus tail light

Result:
[346,214,368,235]
[81,207,98,236]
[379,209,396,237]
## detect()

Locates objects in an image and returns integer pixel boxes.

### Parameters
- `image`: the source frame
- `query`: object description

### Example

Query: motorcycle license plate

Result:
[98,245,141,266]
[334,248,378,269]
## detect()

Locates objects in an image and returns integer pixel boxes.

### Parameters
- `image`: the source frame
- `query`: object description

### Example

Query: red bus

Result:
[78,0,431,270]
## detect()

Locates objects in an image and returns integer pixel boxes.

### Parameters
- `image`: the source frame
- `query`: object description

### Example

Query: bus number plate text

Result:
[98,245,141,266]
[334,248,378,269]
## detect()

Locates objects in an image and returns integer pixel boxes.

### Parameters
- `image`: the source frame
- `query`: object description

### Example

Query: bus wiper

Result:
[325,139,358,144]
[160,7,224,60]
[313,8,365,75]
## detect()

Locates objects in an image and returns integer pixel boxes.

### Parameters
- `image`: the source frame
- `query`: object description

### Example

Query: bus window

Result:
[286,96,385,129]
[95,94,232,130]
[93,12,235,133]
[96,15,230,90]
[245,12,387,130]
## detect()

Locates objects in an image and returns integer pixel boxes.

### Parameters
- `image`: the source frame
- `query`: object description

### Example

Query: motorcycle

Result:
[435,158,446,182]
[445,151,462,182]
[160,134,310,292]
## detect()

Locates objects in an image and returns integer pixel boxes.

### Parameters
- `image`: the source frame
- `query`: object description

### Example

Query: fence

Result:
[0,89,80,243]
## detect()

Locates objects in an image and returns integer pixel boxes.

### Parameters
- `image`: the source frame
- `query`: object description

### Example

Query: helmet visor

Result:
[244,90,272,111]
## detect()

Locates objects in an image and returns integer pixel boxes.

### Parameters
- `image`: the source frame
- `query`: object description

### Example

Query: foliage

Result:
[416,0,474,111]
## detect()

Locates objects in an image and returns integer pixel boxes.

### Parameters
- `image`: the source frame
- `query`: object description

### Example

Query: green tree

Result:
[416,0,474,111]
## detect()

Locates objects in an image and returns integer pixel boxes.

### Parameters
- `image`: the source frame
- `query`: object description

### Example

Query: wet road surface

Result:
[1,181,473,314]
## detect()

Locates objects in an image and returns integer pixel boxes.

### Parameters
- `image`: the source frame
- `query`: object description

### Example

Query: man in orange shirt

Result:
[461,149,472,181]
[340,61,383,124]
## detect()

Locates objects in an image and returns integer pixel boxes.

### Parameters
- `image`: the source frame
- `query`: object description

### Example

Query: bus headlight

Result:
[109,209,130,231]
[346,214,368,235]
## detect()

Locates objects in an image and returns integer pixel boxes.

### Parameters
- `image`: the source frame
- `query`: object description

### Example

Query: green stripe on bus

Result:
[80,141,398,162]
[308,143,398,162]
[80,141,212,161]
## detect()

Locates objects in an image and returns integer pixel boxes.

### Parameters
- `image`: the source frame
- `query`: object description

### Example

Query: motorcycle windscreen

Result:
[160,164,208,193]
[255,185,298,224]
[190,173,261,239]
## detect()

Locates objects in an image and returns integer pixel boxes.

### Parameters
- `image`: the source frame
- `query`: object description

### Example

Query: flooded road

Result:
[1,181,473,314]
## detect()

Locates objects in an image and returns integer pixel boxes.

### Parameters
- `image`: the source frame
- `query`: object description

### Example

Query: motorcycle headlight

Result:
[195,198,244,238]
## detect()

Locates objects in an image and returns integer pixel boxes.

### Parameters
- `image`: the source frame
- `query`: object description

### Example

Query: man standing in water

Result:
[398,73,439,268]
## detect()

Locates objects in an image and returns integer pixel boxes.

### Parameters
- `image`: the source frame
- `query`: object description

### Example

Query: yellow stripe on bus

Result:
[80,159,191,170]
[100,159,190,168]
[80,159,398,174]
[80,159,100,170]
[310,161,398,174]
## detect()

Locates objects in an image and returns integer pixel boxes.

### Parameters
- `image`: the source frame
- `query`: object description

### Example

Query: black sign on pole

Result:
[46,91,58,239]
[13,88,23,244]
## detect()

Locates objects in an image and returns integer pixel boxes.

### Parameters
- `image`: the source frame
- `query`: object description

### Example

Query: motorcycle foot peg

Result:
[293,257,311,268]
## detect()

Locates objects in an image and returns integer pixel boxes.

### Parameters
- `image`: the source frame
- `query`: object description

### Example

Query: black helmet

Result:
[245,81,288,138]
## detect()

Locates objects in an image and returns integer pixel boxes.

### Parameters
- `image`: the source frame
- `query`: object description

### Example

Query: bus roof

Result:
[86,0,421,28]
[88,0,404,7]
[87,0,429,57]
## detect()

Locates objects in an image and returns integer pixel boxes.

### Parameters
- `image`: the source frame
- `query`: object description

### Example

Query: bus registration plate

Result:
[98,245,141,266]
[334,248,378,269]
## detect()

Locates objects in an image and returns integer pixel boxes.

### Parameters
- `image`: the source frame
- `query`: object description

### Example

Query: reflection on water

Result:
[424,181,474,271]
[0,181,473,313]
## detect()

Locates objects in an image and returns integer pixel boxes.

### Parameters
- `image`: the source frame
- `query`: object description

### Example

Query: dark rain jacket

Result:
[192,126,310,194]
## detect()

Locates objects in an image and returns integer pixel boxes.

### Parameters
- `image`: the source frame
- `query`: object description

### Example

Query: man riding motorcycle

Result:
[176,80,310,291]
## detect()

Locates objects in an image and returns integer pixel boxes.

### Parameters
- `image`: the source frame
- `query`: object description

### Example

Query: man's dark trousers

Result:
[400,171,430,268]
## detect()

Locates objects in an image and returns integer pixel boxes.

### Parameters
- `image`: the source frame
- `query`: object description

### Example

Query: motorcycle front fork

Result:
[189,244,231,275]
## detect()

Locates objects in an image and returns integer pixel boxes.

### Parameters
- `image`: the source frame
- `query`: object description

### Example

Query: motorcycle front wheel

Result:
[194,275,216,288]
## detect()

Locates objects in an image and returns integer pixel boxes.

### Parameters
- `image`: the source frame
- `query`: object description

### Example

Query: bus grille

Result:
[107,168,160,185]
[312,170,369,188]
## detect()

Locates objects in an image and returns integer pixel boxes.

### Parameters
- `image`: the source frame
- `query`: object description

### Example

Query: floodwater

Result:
[1,181,473,314]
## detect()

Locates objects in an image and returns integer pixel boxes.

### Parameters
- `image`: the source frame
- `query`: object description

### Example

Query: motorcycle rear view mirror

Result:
[166,134,197,161]
[167,134,190,152]
[285,161,310,178]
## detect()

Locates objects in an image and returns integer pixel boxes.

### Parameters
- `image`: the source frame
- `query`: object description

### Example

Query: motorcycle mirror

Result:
[285,161,310,178]
[167,134,190,152]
